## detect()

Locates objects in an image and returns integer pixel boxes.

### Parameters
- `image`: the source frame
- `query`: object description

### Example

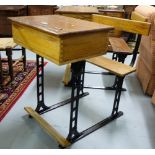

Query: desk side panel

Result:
[60,31,108,64]
[12,22,61,64]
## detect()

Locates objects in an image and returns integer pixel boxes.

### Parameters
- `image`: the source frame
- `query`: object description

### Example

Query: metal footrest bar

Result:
[85,71,114,75]
[84,86,126,91]
[70,111,123,143]
[39,92,89,115]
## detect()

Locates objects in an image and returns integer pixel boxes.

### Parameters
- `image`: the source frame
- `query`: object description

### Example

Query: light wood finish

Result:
[99,9,125,37]
[61,7,125,85]
[131,11,147,22]
[109,37,132,54]
[10,15,112,36]
[24,107,71,148]
[56,6,99,83]
[0,38,17,50]
[87,56,136,77]
[10,15,113,65]
[92,14,151,36]
[63,63,71,85]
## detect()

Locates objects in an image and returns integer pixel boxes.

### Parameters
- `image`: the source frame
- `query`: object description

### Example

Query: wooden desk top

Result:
[9,15,112,37]
[55,6,99,14]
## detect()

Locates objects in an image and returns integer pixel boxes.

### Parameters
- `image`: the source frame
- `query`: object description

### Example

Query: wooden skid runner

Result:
[24,107,71,148]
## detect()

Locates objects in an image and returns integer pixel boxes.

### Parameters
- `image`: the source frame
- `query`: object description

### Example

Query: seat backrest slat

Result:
[92,14,151,36]
[131,11,147,22]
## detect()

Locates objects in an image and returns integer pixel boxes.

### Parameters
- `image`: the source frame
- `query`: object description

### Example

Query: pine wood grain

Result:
[87,56,136,77]
[10,15,112,65]
[92,14,151,35]
[62,64,71,85]
[24,107,71,148]
[131,11,147,22]
[109,37,132,54]
[9,15,112,37]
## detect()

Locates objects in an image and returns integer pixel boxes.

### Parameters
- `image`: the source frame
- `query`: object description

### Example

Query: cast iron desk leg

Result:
[26,55,123,148]
[35,55,89,114]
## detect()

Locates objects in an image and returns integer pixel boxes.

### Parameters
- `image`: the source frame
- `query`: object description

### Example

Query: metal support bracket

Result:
[35,55,49,113]
[26,56,124,148]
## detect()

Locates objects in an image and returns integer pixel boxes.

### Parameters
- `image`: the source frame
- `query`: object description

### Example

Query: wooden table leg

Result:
[6,48,13,81]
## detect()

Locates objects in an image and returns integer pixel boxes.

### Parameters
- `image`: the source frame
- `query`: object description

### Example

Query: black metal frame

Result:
[35,55,89,115]
[34,54,124,147]
[84,34,141,91]
[66,66,126,91]
[111,34,142,66]
[0,46,26,82]
[66,61,124,144]
[130,34,142,67]
[84,75,126,91]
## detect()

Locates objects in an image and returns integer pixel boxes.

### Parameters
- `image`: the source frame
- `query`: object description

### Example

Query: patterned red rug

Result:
[0,60,47,122]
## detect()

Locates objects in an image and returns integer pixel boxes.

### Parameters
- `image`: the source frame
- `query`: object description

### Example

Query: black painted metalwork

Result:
[39,92,89,115]
[117,53,127,63]
[70,111,123,143]
[82,52,126,91]
[35,54,49,113]
[84,73,126,91]
[112,53,118,61]
[111,76,124,116]
[34,56,124,147]
[66,73,124,144]
[130,34,142,66]
[35,55,89,115]
[84,85,126,91]
[85,71,114,75]
[22,47,26,71]
[67,61,86,142]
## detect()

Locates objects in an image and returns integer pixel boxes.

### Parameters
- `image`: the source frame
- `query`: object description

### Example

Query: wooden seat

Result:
[109,37,132,54]
[0,38,17,49]
[63,12,151,86]
[87,55,136,117]
[0,38,26,85]
[92,13,151,66]
[87,56,136,77]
